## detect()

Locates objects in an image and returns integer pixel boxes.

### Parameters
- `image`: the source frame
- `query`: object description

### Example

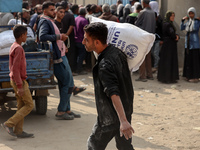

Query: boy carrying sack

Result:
[1,25,34,138]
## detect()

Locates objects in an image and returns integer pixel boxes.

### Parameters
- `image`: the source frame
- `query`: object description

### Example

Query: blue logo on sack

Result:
[125,44,138,59]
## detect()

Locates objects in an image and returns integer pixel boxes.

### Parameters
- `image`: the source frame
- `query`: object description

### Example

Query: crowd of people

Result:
[1,0,200,83]
[0,0,200,149]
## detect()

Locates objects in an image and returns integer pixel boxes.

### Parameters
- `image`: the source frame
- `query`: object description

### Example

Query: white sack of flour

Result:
[0,30,15,49]
[90,17,155,72]
[0,47,10,55]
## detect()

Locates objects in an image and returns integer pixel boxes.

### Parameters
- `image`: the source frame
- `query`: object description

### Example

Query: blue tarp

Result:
[0,0,22,12]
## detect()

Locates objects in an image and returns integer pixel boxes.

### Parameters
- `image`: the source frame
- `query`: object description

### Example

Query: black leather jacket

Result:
[93,45,134,131]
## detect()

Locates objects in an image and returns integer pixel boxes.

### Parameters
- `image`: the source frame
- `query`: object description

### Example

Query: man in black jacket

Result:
[82,22,135,150]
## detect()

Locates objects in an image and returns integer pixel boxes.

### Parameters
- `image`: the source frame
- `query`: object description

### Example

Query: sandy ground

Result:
[0,71,200,150]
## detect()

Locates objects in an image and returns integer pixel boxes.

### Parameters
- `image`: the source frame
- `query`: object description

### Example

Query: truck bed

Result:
[0,50,56,93]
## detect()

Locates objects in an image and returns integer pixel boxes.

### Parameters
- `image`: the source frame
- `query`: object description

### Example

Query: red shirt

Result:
[9,42,27,88]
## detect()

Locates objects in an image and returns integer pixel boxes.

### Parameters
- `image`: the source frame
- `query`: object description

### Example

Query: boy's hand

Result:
[17,88,24,97]
[61,34,68,41]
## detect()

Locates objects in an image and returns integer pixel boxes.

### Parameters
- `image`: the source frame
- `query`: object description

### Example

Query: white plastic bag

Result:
[90,17,155,72]
[0,30,15,49]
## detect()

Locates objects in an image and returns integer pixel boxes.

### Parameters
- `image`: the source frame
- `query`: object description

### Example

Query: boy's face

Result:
[56,9,65,20]
[21,32,27,43]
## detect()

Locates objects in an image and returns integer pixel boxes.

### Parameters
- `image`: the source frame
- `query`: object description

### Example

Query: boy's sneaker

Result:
[17,131,34,138]
[1,123,16,137]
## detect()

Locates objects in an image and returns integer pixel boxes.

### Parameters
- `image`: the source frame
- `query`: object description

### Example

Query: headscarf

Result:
[117,4,124,16]
[186,7,196,32]
[110,4,117,15]
[149,1,159,16]
[123,8,131,19]
[164,10,176,31]
[132,2,141,13]
[124,4,132,13]
[123,4,131,18]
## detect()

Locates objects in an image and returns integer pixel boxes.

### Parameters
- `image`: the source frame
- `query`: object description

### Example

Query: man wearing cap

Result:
[8,8,30,25]
[8,9,34,38]
[21,8,30,24]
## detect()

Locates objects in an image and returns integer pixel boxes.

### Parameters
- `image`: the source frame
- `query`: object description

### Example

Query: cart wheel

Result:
[35,96,47,115]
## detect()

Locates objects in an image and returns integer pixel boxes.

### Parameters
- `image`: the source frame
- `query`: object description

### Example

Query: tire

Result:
[35,96,47,115]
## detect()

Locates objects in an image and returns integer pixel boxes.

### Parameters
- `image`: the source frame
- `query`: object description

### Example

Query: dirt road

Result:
[0,72,200,150]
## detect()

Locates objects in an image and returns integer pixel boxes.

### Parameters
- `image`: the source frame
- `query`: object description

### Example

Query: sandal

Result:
[135,78,147,82]
[73,87,86,96]
[55,113,74,120]
[67,111,81,118]
[147,76,154,80]
[188,79,199,83]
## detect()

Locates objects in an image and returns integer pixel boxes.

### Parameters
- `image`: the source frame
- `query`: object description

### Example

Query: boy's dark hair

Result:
[84,22,108,45]
[56,6,65,12]
[42,1,55,10]
[136,4,142,11]
[13,25,27,39]
[90,4,97,13]
[60,1,68,10]
[71,4,79,14]
[55,2,61,8]
[86,4,92,12]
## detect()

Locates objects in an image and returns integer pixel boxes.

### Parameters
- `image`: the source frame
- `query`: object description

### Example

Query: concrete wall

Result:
[71,0,98,5]
[159,0,200,67]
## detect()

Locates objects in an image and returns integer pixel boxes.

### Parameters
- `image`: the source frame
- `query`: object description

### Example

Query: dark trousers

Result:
[66,39,77,72]
[139,51,153,79]
[53,56,74,112]
[75,42,86,73]
[88,120,134,150]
